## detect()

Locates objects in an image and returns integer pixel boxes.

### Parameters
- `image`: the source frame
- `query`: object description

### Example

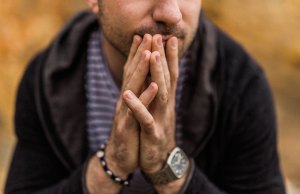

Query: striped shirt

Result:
[86,30,189,193]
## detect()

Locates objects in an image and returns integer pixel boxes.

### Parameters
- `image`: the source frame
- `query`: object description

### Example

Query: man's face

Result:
[97,0,201,58]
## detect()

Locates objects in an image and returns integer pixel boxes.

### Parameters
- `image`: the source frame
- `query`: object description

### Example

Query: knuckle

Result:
[153,129,163,141]
[143,117,154,130]
[114,126,124,139]
[115,146,129,161]
[165,76,171,83]
[172,72,179,82]
[159,92,169,104]
[136,64,144,74]
[166,79,171,89]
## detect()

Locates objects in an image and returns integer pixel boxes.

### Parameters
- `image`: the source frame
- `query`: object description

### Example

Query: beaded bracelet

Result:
[96,143,132,186]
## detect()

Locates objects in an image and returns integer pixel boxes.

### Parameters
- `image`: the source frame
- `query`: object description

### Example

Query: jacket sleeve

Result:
[183,71,286,193]
[5,56,87,194]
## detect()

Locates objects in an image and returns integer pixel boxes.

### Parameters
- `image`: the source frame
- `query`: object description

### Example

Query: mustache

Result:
[135,24,186,39]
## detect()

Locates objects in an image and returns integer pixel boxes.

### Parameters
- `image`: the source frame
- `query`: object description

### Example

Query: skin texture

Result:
[85,0,202,193]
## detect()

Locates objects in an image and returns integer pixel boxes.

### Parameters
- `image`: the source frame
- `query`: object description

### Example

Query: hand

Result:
[123,35,179,174]
[105,34,157,178]
[86,35,159,194]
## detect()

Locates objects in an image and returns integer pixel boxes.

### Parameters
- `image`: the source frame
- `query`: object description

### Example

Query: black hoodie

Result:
[5,11,285,194]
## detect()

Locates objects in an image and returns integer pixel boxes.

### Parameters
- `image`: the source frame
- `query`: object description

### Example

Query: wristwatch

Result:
[143,147,190,185]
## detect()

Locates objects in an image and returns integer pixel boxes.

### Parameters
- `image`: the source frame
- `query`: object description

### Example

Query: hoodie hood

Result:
[35,11,218,169]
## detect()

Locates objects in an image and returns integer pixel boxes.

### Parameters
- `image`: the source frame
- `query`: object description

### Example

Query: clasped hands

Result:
[105,34,179,180]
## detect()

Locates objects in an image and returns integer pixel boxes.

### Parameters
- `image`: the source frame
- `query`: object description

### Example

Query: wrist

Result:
[142,147,190,186]
[97,143,133,186]
[105,142,135,178]
[105,153,131,180]
[141,141,176,174]
[154,159,195,194]
[86,155,122,194]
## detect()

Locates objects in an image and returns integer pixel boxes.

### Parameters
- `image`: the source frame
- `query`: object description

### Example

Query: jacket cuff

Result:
[183,163,224,194]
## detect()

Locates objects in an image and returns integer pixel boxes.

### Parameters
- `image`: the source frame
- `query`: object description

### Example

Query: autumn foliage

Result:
[0,0,299,190]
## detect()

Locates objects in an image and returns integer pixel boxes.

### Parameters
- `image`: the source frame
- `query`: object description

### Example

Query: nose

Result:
[152,0,182,25]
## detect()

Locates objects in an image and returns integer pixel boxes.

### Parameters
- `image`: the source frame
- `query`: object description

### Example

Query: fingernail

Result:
[124,91,132,99]
[143,34,150,43]
[157,36,163,47]
[150,82,158,90]
[135,36,143,46]
[155,54,160,63]
[133,35,139,44]
[171,38,177,49]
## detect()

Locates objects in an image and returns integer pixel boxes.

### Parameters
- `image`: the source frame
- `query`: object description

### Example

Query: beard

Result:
[100,22,195,59]
[97,4,198,59]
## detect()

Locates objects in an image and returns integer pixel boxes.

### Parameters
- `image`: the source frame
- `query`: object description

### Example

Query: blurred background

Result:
[0,0,299,193]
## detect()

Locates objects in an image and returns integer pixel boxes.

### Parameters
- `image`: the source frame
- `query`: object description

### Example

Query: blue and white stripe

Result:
[86,30,190,194]
[86,31,119,152]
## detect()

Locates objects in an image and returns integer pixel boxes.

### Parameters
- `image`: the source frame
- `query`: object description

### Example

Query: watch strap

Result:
[142,147,189,185]
[143,164,178,185]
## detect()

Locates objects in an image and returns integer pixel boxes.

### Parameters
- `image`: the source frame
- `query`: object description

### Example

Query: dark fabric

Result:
[5,11,285,194]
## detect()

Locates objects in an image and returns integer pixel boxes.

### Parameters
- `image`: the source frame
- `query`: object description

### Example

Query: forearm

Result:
[85,155,123,194]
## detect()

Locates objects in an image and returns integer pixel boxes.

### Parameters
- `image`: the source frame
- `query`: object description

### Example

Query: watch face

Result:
[169,148,188,178]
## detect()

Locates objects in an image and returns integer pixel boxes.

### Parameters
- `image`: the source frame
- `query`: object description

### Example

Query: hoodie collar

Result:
[40,11,218,167]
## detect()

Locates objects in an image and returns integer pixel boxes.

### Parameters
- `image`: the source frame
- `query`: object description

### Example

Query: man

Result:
[5,0,286,193]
